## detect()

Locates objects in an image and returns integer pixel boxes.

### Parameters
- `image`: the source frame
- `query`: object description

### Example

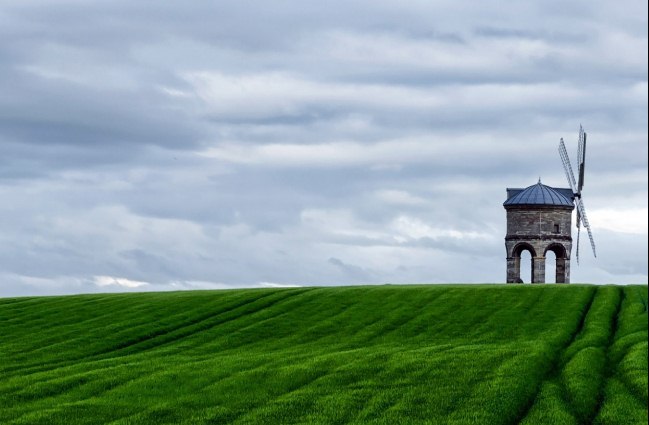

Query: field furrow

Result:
[589,287,624,424]
[0,285,646,424]
[516,286,598,425]
[594,285,648,425]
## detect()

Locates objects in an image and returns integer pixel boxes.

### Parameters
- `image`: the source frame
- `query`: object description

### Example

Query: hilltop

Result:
[0,285,647,424]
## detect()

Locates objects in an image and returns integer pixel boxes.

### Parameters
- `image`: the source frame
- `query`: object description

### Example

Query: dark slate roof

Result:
[504,182,574,207]
[553,188,574,200]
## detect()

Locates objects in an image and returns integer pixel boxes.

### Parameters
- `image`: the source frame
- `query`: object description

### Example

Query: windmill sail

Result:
[559,138,577,192]
[578,128,586,192]
[575,197,597,257]
[575,226,581,264]
[558,127,596,264]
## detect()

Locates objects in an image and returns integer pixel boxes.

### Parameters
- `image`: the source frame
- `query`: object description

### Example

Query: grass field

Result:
[0,285,646,424]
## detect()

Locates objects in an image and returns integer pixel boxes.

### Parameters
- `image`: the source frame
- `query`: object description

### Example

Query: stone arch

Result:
[544,243,567,259]
[508,242,537,283]
[512,242,537,258]
[544,243,569,283]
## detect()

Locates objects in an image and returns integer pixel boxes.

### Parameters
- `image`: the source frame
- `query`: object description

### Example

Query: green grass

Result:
[0,284,646,424]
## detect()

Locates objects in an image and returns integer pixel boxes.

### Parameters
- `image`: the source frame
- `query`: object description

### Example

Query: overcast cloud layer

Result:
[1,1,647,296]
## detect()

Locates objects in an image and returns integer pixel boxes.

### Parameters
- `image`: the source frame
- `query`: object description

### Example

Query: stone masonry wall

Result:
[506,208,572,238]
[505,205,573,283]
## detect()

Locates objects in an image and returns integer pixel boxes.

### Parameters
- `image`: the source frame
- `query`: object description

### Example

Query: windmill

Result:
[558,125,597,264]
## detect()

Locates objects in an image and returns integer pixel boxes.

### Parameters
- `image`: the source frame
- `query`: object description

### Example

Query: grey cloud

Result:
[0,0,646,296]
[328,257,376,283]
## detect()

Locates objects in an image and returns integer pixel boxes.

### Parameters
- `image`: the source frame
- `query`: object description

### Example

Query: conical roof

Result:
[503,181,573,207]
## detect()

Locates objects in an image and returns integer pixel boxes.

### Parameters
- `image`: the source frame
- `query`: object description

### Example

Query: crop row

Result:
[0,285,646,424]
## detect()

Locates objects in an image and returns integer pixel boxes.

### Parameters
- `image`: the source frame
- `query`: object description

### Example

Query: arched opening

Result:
[545,251,557,283]
[545,244,568,284]
[520,250,532,283]
[510,243,537,283]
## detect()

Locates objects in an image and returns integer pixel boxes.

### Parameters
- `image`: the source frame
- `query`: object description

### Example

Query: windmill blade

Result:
[559,138,578,193]
[576,205,581,227]
[578,130,587,192]
[575,205,582,263]
[576,197,582,231]
[583,219,596,258]
[577,125,584,174]
[575,226,581,264]
[585,226,596,257]
[575,197,597,257]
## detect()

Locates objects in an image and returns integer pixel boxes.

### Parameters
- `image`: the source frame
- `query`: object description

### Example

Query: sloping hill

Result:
[0,285,646,424]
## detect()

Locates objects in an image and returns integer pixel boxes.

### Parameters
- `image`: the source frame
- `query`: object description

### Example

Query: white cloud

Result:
[184,69,639,123]
[199,134,527,168]
[589,207,648,235]
[182,70,447,119]
[314,29,558,73]
[390,216,493,242]
[94,276,149,288]
[258,282,302,288]
[168,280,238,290]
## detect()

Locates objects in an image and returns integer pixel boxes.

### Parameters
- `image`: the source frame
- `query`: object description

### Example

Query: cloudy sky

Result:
[1,0,647,296]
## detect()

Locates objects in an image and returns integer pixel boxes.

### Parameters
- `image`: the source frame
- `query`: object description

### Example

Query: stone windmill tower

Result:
[503,126,597,283]
[503,181,574,283]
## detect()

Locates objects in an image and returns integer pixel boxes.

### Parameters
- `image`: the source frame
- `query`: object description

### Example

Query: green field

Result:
[0,285,646,424]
